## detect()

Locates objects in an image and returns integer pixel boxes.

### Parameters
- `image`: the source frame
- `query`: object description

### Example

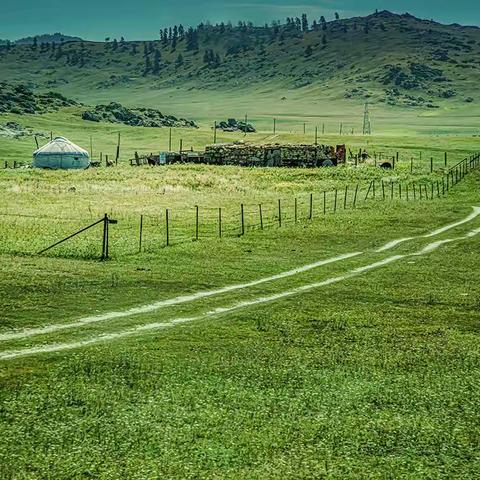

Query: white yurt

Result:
[33,136,90,169]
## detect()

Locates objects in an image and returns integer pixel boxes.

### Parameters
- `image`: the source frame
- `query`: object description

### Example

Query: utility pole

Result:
[363,102,372,135]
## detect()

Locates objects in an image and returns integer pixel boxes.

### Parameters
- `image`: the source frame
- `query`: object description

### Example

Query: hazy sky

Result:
[2,0,478,41]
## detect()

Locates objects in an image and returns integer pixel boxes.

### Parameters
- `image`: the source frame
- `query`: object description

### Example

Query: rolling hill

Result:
[0,10,479,131]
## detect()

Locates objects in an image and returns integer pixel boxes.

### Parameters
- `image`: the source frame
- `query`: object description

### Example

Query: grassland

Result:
[0,109,479,478]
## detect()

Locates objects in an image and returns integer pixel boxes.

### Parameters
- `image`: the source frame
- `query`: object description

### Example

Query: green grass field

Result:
[0,112,479,478]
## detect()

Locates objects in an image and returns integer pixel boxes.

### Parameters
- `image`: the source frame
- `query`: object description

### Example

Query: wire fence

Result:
[0,154,478,259]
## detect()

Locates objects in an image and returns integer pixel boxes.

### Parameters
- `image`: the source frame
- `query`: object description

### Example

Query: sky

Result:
[1,0,478,41]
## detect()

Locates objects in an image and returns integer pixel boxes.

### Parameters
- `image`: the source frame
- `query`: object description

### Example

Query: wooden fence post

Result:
[334,189,338,212]
[294,198,298,223]
[218,207,222,238]
[309,193,313,220]
[259,204,263,230]
[240,204,245,235]
[165,209,170,246]
[323,191,327,215]
[343,185,348,209]
[195,205,199,240]
[101,213,108,260]
[139,214,143,253]
[278,199,282,227]
[353,184,359,207]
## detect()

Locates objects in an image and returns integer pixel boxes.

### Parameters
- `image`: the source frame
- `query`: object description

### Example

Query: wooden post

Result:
[165,209,170,246]
[390,181,394,200]
[90,136,93,158]
[372,180,376,198]
[399,183,402,199]
[278,199,282,227]
[115,132,120,166]
[240,204,245,235]
[314,126,318,145]
[339,123,343,135]
[334,189,338,212]
[179,139,183,154]
[343,185,348,209]
[273,118,276,134]
[139,214,143,253]
[353,184,359,207]
[294,198,298,223]
[430,157,433,173]
[382,180,385,200]
[195,205,199,240]
[213,121,217,143]
[169,128,172,151]
[365,181,372,200]
[322,123,325,135]
[218,207,222,238]
[303,122,306,135]
[259,204,263,230]
[244,113,248,136]
[396,152,399,168]
[410,157,413,173]
[105,154,108,167]
[101,213,108,260]
[444,152,447,167]
[309,193,313,220]
[34,136,39,149]
[323,191,326,214]
[406,184,409,201]
[50,131,53,141]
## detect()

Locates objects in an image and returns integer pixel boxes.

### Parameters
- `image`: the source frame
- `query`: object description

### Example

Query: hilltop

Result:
[0,10,479,126]
[0,33,83,46]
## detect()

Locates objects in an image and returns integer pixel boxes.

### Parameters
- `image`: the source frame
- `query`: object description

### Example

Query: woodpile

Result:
[204,143,346,167]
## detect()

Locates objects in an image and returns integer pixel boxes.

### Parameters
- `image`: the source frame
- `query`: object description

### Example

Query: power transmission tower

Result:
[362,102,372,135]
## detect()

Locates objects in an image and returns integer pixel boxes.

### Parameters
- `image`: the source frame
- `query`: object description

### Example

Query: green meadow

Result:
[0,107,479,477]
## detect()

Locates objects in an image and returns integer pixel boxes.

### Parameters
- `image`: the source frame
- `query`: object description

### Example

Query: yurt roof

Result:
[34,137,89,156]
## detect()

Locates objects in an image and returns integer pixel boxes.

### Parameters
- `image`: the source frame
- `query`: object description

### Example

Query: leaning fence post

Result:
[353,184,359,208]
[259,204,263,230]
[344,185,348,209]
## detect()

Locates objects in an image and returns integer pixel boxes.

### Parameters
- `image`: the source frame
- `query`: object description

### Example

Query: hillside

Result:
[0,10,479,129]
